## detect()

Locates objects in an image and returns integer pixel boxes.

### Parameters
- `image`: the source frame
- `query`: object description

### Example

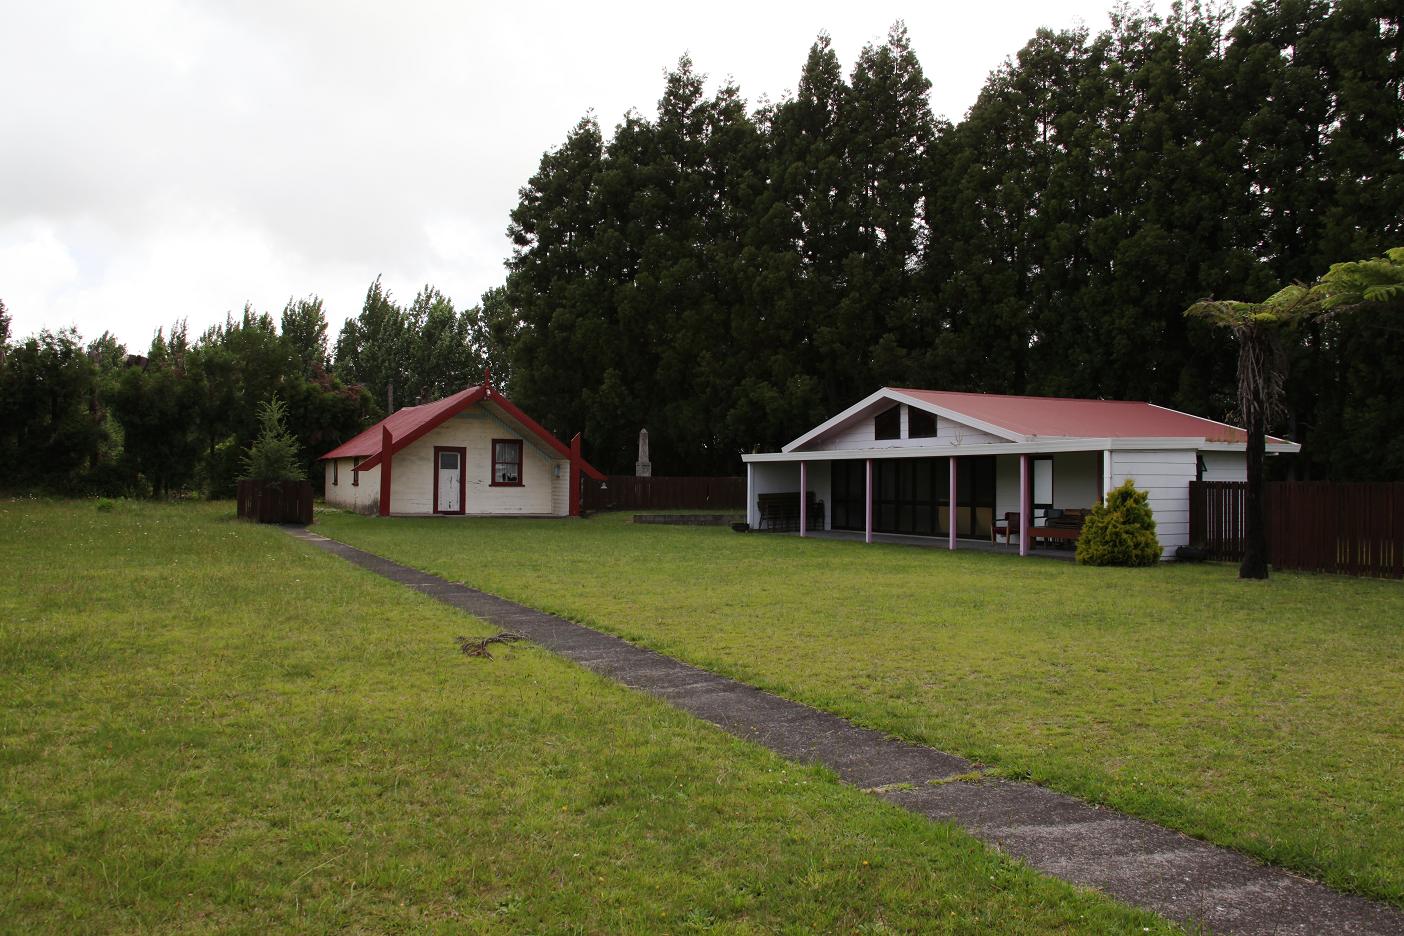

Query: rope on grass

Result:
[455,633,525,660]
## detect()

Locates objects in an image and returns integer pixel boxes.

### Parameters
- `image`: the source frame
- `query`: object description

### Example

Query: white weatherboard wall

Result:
[1199,450,1248,482]
[389,410,568,516]
[1109,449,1197,555]
[325,460,381,513]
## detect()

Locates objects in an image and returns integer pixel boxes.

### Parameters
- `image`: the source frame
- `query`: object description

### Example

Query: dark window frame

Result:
[332,459,339,486]
[491,438,525,487]
[352,455,362,486]
[908,408,938,439]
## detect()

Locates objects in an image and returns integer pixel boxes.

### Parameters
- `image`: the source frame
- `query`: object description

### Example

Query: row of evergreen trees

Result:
[3,1,1401,493]
[0,284,495,497]
[500,1,1403,478]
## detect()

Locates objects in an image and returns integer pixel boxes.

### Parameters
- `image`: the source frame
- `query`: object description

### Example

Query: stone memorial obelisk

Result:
[635,428,652,477]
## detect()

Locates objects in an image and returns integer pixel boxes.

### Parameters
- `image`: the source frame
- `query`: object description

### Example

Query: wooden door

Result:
[434,446,465,514]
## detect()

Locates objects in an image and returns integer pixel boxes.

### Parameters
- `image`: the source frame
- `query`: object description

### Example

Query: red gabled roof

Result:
[322,386,484,460]
[892,388,1282,444]
[320,383,604,480]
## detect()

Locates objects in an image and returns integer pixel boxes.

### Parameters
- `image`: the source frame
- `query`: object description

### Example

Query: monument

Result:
[635,428,652,477]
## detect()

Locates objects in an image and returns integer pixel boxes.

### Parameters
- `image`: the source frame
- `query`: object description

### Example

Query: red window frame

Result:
[352,455,362,486]
[491,438,524,487]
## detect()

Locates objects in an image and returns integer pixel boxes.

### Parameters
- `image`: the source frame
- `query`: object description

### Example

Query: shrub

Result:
[1076,479,1161,566]
[240,396,304,483]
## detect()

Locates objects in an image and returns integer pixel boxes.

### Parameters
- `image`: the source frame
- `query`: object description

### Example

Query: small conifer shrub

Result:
[240,395,304,482]
[1075,479,1161,566]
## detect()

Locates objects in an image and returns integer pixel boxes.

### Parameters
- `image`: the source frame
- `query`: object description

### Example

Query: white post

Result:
[948,456,958,550]
[799,461,808,537]
[1102,449,1113,504]
[865,458,873,544]
[1019,454,1031,557]
[746,462,755,529]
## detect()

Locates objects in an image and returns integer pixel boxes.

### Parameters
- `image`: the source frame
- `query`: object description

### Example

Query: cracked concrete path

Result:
[286,527,1404,936]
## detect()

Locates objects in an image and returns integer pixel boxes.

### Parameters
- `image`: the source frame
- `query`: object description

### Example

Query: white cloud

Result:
[0,0,1191,350]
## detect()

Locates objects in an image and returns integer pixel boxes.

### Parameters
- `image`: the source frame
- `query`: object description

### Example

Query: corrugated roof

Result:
[891,388,1271,443]
[321,386,484,460]
[319,384,605,480]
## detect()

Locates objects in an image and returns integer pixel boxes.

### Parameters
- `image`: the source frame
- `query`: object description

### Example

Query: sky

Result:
[1,0,1185,351]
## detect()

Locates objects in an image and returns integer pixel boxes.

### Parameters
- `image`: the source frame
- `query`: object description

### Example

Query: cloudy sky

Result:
[1,0,1185,350]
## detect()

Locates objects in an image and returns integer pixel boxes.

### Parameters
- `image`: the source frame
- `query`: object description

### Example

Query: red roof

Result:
[892,388,1276,443]
[320,384,604,480]
[322,386,485,460]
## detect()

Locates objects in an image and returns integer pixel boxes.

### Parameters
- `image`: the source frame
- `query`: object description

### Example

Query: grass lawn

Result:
[314,508,1404,907]
[0,499,1177,934]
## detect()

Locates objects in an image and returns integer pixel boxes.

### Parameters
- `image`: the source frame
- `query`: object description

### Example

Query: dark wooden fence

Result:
[582,475,745,512]
[236,479,314,525]
[1189,480,1404,578]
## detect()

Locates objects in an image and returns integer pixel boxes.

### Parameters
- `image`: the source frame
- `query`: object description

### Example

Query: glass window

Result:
[352,456,362,486]
[874,405,901,440]
[909,409,937,438]
[439,451,459,470]
[493,440,523,485]
[1033,457,1054,508]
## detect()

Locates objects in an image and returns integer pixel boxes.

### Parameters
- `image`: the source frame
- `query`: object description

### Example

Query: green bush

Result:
[240,396,304,482]
[1075,479,1161,566]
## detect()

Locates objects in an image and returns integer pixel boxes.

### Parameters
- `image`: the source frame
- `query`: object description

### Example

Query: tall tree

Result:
[0,328,104,489]
[281,295,330,377]
[405,285,484,402]
[334,277,409,413]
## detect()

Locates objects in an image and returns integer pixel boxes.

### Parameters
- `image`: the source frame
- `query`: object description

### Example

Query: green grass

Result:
[314,509,1404,907]
[0,499,1178,934]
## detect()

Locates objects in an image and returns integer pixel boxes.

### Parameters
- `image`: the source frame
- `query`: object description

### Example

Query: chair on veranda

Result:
[991,511,1020,545]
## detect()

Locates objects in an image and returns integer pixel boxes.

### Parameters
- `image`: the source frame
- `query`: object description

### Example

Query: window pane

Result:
[874,405,900,440]
[909,409,937,438]
[1034,458,1053,506]
[439,452,458,470]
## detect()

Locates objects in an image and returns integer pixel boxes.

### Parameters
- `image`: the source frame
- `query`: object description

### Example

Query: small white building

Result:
[320,381,603,517]
[742,387,1300,557]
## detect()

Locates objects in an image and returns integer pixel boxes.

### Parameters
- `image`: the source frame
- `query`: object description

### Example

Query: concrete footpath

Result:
[287,528,1404,936]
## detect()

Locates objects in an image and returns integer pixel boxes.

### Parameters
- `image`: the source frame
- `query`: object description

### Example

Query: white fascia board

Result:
[748,438,1118,462]
[744,435,1300,463]
[1198,440,1302,454]
[781,388,896,452]
[781,387,1026,453]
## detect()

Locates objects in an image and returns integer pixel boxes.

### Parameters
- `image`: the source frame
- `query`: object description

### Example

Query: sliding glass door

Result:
[831,456,995,538]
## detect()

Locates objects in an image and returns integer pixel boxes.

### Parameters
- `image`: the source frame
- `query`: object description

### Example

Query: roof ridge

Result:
[891,387,1146,406]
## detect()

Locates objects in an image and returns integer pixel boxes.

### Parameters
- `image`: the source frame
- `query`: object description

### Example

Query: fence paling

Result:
[1189,480,1404,578]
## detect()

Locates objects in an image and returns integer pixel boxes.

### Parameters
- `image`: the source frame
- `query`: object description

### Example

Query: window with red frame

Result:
[492,439,523,485]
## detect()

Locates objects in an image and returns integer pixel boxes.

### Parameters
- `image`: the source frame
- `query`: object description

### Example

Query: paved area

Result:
[804,528,1077,559]
[287,527,1404,936]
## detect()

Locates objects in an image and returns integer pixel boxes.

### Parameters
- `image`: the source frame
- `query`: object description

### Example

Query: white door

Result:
[437,450,461,512]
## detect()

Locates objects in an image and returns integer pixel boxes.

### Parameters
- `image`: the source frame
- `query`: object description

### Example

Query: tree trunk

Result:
[1240,400,1269,580]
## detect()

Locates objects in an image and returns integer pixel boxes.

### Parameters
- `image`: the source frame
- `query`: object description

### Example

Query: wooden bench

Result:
[1029,508,1090,548]
[757,492,824,532]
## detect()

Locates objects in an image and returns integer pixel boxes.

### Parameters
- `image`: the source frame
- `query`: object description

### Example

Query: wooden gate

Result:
[237,480,314,525]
